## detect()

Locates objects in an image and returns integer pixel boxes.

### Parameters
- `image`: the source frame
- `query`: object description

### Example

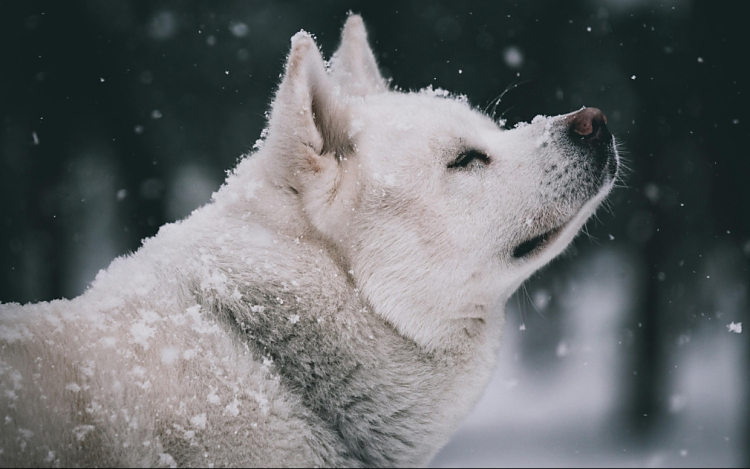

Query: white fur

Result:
[0,15,617,467]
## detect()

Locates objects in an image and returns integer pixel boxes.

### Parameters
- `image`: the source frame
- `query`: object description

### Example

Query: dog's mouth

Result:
[511,224,566,259]
[511,157,617,262]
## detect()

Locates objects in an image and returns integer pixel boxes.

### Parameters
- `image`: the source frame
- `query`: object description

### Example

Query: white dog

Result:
[0,15,618,467]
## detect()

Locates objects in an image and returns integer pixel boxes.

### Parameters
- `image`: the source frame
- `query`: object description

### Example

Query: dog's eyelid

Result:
[447,149,491,170]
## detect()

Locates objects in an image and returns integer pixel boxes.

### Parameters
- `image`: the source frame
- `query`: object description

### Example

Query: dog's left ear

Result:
[266,31,352,165]
[330,14,387,96]
[265,31,355,239]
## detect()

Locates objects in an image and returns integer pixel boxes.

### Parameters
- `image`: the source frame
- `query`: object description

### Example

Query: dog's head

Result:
[247,15,618,349]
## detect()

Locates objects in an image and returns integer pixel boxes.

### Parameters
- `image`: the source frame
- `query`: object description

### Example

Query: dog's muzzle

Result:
[564,107,617,180]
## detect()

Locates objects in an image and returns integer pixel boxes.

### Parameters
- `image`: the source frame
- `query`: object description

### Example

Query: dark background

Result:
[1,1,747,466]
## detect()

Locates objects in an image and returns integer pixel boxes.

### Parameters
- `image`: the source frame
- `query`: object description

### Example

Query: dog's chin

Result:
[512,154,618,263]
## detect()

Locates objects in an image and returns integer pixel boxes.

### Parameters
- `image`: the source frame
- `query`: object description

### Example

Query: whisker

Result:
[498,106,515,122]
[523,283,545,319]
[515,291,527,329]
[483,79,532,123]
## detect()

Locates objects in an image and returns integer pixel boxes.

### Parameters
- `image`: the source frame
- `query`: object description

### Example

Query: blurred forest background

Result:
[0,0,747,466]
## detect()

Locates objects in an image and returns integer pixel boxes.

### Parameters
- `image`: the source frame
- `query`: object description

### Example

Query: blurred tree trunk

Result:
[746,328,750,468]
[628,237,663,441]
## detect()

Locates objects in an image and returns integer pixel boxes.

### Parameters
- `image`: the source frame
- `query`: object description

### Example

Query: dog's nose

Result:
[565,107,613,171]
[566,107,610,142]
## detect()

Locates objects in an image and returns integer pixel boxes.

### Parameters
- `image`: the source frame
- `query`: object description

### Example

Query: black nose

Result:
[565,107,612,170]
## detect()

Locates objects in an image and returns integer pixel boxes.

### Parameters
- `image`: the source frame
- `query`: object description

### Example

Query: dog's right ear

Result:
[330,14,387,96]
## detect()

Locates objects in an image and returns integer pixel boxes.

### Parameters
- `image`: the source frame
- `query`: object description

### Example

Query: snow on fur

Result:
[0,14,616,467]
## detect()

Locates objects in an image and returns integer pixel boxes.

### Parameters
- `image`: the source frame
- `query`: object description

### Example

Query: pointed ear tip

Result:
[290,30,316,50]
[343,14,366,34]
[345,13,364,24]
[285,31,325,79]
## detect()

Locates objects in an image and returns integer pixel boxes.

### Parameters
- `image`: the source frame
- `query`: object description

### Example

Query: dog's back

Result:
[0,203,497,467]
[0,223,337,467]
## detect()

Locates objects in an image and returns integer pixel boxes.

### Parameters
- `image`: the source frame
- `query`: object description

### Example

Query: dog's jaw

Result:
[506,150,618,296]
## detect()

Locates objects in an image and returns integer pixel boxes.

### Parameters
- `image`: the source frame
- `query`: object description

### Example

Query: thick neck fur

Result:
[205,156,505,465]
[209,255,500,466]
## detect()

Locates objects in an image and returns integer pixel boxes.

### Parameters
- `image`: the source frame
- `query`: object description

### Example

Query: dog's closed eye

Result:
[447,149,491,170]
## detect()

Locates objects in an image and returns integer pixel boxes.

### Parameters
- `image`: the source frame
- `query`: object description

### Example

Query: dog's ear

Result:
[330,14,387,96]
[266,32,355,239]
[267,31,352,164]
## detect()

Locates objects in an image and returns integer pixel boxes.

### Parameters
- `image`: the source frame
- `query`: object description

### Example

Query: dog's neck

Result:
[183,187,505,465]
[206,263,503,467]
